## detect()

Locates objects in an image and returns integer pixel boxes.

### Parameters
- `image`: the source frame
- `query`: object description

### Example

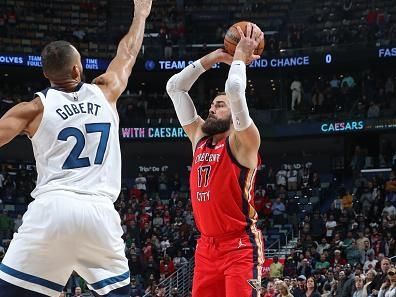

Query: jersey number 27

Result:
[57,123,110,169]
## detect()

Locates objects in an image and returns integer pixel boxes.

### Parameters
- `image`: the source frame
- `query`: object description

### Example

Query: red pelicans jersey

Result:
[190,136,259,237]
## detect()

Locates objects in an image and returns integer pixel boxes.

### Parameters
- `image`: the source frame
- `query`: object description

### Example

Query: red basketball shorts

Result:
[192,228,264,297]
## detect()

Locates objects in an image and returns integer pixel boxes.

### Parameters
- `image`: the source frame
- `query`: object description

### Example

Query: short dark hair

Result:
[41,40,76,75]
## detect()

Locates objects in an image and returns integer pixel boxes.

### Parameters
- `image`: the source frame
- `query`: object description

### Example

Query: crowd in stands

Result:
[0,0,111,57]
[256,157,396,297]
[1,68,396,128]
[285,70,396,122]
[0,161,196,296]
[1,145,396,297]
[1,0,396,59]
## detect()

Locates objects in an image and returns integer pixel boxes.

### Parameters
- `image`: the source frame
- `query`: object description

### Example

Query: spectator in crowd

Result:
[322,283,332,297]
[341,74,356,89]
[292,275,307,297]
[284,251,299,277]
[325,215,337,240]
[341,190,353,214]
[367,101,381,118]
[305,277,321,297]
[312,88,325,111]
[173,250,188,270]
[353,274,365,297]
[382,200,396,217]
[310,212,326,241]
[378,267,396,297]
[323,270,336,294]
[356,232,370,252]
[335,269,354,297]
[73,286,82,297]
[315,254,330,271]
[340,231,355,250]
[270,256,284,278]
[135,173,147,192]
[313,270,326,294]
[330,250,347,267]
[361,239,375,266]
[272,197,286,224]
[363,269,377,297]
[346,240,362,267]
[291,78,303,111]
[279,281,294,297]
[0,210,12,240]
[298,259,313,278]
[372,258,391,294]
[265,281,277,297]
[130,277,145,297]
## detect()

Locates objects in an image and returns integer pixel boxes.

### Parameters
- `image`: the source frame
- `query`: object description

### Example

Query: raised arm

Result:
[166,49,232,147]
[0,98,43,147]
[93,0,152,102]
[226,23,264,169]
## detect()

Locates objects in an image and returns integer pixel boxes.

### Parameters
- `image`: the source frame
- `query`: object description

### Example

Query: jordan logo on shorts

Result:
[237,238,246,249]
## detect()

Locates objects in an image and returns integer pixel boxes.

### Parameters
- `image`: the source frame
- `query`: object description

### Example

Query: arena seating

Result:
[2,0,396,59]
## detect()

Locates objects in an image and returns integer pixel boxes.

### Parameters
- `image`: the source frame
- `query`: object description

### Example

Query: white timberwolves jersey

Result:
[31,83,121,202]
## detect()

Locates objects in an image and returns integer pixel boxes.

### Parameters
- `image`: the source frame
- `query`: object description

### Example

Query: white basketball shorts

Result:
[0,190,129,297]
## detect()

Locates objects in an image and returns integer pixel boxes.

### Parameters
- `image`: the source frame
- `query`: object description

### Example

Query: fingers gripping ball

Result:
[224,21,265,56]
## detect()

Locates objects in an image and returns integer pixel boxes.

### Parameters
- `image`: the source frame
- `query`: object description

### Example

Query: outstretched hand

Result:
[234,23,264,64]
[134,0,152,18]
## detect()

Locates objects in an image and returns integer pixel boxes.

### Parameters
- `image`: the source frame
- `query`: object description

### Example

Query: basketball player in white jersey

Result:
[0,0,152,296]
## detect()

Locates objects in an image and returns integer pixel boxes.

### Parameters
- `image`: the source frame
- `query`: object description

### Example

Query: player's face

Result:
[201,95,232,136]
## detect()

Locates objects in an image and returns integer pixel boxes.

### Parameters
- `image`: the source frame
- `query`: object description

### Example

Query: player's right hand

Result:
[133,0,152,18]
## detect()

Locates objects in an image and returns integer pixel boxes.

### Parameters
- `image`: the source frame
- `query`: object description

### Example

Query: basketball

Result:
[224,21,265,56]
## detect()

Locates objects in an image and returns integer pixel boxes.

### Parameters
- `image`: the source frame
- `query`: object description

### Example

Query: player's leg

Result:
[192,238,226,297]
[224,262,261,297]
[0,197,75,297]
[75,200,130,296]
[224,230,264,297]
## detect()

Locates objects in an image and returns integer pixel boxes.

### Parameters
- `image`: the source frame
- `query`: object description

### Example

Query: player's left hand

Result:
[211,48,233,65]
[234,23,264,64]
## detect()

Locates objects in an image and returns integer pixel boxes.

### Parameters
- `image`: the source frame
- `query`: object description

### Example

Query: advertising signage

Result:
[267,118,396,138]
[0,54,110,70]
[119,118,396,141]
[2,46,396,72]
[120,127,187,139]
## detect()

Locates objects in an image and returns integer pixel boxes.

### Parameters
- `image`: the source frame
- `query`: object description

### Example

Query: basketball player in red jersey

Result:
[166,24,265,297]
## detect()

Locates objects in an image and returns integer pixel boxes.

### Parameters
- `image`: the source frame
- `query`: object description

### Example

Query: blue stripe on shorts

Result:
[89,271,130,290]
[0,263,63,292]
